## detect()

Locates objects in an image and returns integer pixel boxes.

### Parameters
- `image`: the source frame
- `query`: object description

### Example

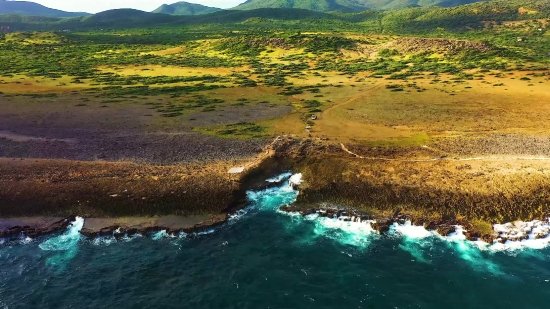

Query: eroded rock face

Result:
[465,231,482,242]
[79,214,230,239]
[481,234,497,244]
[0,217,74,240]
[386,37,493,55]
[280,205,316,216]
[276,206,512,244]
[370,220,391,233]
[436,225,456,237]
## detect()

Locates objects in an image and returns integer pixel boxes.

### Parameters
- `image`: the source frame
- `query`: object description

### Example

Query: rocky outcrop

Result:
[0,217,75,240]
[79,215,228,238]
[436,225,456,237]
[276,206,487,241]
[385,37,493,55]
[371,220,391,233]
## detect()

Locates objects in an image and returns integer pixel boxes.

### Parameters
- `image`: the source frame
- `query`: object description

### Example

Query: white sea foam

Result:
[193,229,216,236]
[92,236,117,246]
[152,230,177,240]
[266,172,293,183]
[387,219,550,253]
[39,217,84,251]
[389,221,436,263]
[390,221,433,239]
[228,208,250,223]
[312,216,377,247]
[38,217,84,270]
[121,233,143,242]
[485,219,550,251]
[289,173,303,187]
[20,236,33,245]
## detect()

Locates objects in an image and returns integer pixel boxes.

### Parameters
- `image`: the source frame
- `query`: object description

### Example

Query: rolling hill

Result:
[0,0,88,17]
[232,0,487,12]
[152,1,222,15]
[0,0,548,33]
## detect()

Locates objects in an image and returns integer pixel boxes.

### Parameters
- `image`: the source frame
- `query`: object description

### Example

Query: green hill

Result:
[184,7,332,24]
[78,9,180,27]
[153,1,222,15]
[1,0,549,33]
[232,0,486,12]
[233,0,365,12]
[0,0,88,17]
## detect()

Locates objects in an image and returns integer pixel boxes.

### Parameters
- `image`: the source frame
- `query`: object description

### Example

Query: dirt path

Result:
[229,136,282,173]
[340,143,550,162]
[315,84,412,141]
[244,136,281,168]
[322,84,383,116]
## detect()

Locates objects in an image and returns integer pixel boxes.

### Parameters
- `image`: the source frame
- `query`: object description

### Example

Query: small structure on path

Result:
[228,167,245,174]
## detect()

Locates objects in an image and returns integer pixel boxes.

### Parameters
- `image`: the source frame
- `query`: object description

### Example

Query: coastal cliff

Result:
[1,136,550,240]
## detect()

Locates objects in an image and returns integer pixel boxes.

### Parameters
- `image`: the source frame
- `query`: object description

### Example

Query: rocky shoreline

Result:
[0,214,230,242]
[0,217,72,240]
[278,204,550,245]
[279,205,492,242]
[2,136,550,243]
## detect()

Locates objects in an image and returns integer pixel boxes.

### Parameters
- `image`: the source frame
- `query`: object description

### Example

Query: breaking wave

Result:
[6,172,550,277]
[246,173,550,275]
[39,217,84,271]
[266,172,293,183]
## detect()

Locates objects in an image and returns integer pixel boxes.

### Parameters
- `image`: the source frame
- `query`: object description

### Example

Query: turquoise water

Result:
[1,174,550,308]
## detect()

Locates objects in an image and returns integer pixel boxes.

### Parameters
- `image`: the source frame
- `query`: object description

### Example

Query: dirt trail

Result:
[315,84,411,141]
[230,136,282,173]
[322,84,384,116]
[340,143,550,162]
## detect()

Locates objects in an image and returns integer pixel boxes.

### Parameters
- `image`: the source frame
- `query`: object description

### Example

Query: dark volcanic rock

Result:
[279,205,316,216]
[465,231,481,241]
[0,217,74,240]
[481,234,497,244]
[371,220,392,233]
[436,225,456,237]
[424,221,438,231]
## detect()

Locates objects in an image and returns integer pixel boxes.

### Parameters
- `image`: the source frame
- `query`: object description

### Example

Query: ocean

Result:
[1,173,550,309]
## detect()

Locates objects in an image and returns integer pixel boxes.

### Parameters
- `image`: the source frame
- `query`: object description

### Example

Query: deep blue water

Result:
[2,174,550,309]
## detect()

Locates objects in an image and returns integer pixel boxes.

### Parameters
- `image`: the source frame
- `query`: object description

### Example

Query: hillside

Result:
[0,0,549,33]
[233,0,486,12]
[79,9,180,27]
[0,0,88,17]
[152,1,222,15]
[233,0,366,12]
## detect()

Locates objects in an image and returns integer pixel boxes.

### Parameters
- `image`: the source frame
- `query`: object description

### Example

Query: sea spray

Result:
[266,172,293,183]
[152,230,173,241]
[490,219,550,251]
[245,173,300,213]
[289,173,303,187]
[39,217,84,251]
[39,217,84,272]
[312,216,378,247]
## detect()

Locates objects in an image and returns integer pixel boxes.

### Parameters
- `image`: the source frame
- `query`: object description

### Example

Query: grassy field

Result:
[1,28,549,147]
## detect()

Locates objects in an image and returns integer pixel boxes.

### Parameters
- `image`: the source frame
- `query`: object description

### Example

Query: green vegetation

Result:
[152,1,222,16]
[1,0,548,34]
[0,0,548,142]
[233,0,484,12]
[195,122,267,138]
